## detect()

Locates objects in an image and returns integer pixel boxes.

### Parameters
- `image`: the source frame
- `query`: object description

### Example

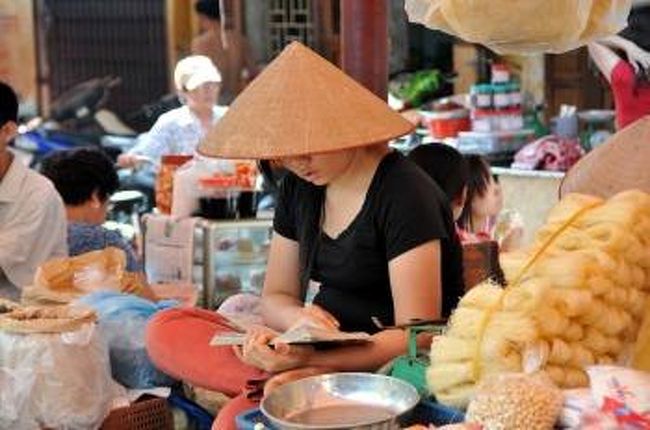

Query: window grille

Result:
[267,0,315,57]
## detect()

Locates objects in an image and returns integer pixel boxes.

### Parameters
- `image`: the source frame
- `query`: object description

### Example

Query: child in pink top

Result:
[457,155,523,252]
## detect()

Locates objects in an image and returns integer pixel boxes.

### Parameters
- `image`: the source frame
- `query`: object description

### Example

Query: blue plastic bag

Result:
[77,292,178,388]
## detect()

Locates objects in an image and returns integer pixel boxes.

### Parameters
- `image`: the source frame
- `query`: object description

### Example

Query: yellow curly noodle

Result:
[406,0,631,55]
[427,190,650,408]
[438,0,589,52]
[633,300,650,371]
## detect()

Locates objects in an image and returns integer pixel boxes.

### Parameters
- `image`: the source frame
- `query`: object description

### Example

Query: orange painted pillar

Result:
[340,0,388,99]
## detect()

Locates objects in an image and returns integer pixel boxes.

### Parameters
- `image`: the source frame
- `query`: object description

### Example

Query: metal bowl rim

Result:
[260,372,420,430]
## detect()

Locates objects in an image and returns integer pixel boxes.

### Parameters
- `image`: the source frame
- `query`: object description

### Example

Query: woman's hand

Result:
[600,35,650,74]
[623,42,650,74]
[116,154,152,169]
[117,154,139,169]
[236,325,314,373]
[499,225,524,253]
[288,304,340,332]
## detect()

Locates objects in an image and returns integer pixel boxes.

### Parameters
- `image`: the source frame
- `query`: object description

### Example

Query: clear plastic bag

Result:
[77,291,177,388]
[73,261,122,293]
[466,373,563,430]
[23,248,130,305]
[171,154,235,218]
[105,317,176,388]
[405,0,632,55]
[0,324,119,429]
[587,366,650,427]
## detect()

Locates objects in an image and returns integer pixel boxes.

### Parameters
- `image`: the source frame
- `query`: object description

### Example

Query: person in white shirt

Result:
[117,55,228,170]
[0,82,67,300]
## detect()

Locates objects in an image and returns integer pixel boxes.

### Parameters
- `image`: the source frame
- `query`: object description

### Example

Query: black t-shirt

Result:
[273,152,464,333]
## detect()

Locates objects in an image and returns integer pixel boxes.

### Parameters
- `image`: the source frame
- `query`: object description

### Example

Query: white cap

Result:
[174,55,222,92]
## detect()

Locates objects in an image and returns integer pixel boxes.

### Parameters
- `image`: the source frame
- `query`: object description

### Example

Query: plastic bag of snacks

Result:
[0,305,120,429]
[76,291,177,388]
[586,366,650,429]
[156,154,192,214]
[466,373,563,430]
[171,154,236,218]
[405,0,631,55]
[559,388,596,429]
[22,248,147,305]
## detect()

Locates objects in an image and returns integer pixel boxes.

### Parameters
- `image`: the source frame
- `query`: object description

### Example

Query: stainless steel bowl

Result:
[261,373,419,430]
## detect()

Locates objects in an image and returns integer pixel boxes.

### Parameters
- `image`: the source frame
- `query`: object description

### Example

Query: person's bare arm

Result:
[588,41,622,84]
[260,232,317,331]
[303,240,441,371]
[596,35,650,73]
[246,240,441,373]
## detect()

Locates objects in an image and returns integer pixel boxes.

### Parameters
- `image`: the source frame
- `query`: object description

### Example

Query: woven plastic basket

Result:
[100,397,173,430]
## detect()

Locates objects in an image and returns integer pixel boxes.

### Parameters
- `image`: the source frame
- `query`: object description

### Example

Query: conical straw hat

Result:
[199,42,414,159]
[560,116,650,199]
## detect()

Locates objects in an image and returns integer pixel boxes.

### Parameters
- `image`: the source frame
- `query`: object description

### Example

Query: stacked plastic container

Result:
[457,64,533,156]
[469,64,524,133]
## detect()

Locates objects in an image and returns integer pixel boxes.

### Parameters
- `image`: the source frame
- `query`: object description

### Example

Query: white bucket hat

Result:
[174,55,222,92]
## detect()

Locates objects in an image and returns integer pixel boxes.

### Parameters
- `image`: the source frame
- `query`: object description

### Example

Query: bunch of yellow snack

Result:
[428,190,650,408]
[405,0,631,55]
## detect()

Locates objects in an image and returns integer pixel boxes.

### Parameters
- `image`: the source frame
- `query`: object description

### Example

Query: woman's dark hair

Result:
[620,6,650,86]
[297,184,325,293]
[0,81,18,128]
[195,0,220,21]
[408,143,468,203]
[41,148,119,206]
[257,160,278,190]
[457,154,493,232]
[620,6,650,52]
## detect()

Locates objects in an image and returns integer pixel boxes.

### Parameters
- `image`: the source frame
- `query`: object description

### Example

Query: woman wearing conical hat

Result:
[561,115,650,199]
[145,42,464,428]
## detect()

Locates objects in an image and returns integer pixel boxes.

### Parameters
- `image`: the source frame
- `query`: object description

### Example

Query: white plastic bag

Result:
[172,154,235,218]
[405,0,632,55]
[77,292,177,388]
[587,366,650,425]
[559,388,596,429]
[22,248,130,305]
[0,324,117,429]
[73,261,122,293]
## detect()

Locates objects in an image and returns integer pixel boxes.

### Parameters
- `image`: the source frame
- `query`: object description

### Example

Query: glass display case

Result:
[198,218,273,309]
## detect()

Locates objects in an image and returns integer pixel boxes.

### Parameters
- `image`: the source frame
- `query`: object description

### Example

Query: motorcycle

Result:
[14,76,140,168]
[13,76,155,230]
